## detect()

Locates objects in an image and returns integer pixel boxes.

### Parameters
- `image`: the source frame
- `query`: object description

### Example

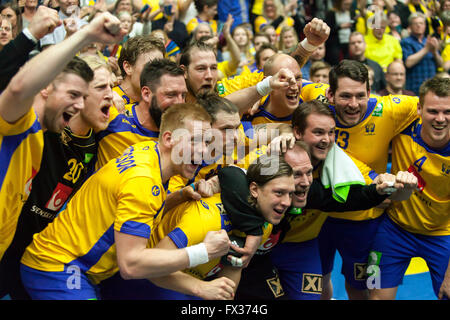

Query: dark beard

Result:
[148,96,162,129]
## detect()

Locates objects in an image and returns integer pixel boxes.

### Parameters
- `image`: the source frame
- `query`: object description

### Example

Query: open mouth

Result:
[100,105,110,117]
[286,93,299,104]
[432,124,446,131]
[294,190,307,201]
[62,112,73,124]
[273,207,286,216]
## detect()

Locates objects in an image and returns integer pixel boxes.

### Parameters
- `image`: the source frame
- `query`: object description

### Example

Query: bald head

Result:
[263,53,302,78]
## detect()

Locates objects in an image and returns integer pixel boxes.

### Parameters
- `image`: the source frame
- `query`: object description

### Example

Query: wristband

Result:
[22,28,38,44]
[300,38,318,52]
[190,183,196,191]
[256,76,273,96]
[185,243,209,268]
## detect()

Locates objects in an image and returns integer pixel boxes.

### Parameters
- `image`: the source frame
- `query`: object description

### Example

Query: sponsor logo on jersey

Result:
[45,183,74,211]
[302,273,323,294]
[392,97,401,104]
[365,123,376,135]
[200,199,209,209]
[354,263,368,281]
[372,102,383,117]
[152,185,160,196]
[267,273,285,298]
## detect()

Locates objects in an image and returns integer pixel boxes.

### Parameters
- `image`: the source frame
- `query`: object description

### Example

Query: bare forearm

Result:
[0,28,92,123]
[405,47,429,68]
[150,271,204,296]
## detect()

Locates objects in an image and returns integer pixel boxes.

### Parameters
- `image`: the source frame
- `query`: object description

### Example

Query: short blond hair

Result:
[159,103,212,140]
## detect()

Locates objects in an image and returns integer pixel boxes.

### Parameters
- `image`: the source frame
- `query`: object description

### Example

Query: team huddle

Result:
[0,11,449,301]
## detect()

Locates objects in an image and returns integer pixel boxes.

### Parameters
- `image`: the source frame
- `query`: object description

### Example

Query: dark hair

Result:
[118,35,166,77]
[418,76,450,107]
[193,0,217,13]
[328,59,369,94]
[179,41,216,67]
[246,154,293,206]
[255,43,278,69]
[292,100,334,135]
[140,58,184,91]
[196,92,239,122]
[57,56,94,84]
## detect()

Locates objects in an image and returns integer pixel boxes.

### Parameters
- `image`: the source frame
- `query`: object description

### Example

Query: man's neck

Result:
[68,114,91,136]
[135,101,159,132]
[386,85,403,95]
[120,78,141,103]
[266,99,294,119]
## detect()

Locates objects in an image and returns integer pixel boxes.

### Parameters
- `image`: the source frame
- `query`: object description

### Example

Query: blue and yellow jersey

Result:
[21,141,168,284]
[168,136,267,194]
[150,193,273,279]
[388,120,450,236]
[282,151,380,243]
[301,82,419,175]
[216,70,264,97]
[186,17,218,35]
[241,95,293,126]
[301,82,419,220]
[0,108,43,260]
[95,103,159,170]
[112,85,137,106]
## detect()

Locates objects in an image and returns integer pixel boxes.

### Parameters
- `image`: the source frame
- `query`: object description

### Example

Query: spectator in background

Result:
[0,16,12,51]
[364,13,403,72]
[186,0,217,35]
[254,0,294,36]
[0,1,22,37]
[152,0,189,50]
[252,42,277,72]
[278,25,298,54]
[39,0,88,49]
[401,12,443,94]
[221,23,255,75]
[261,24,278,46]
[378,60,416,96]
[253,32,270,52]
[387,10,406,41]
[309,60,331,84]
[348,31,386,93]
[21,0,38,29]
[324,0,355,65]
[301,43,326,81]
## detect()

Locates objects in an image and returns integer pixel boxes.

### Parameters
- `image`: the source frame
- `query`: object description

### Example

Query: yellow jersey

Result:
[301,82,419,220]
[112,85,137,106]
[0,108,43,260]
[95,103,159,170]
[21,141,168,284]
[150,193,272,279]
[388,119,450,236]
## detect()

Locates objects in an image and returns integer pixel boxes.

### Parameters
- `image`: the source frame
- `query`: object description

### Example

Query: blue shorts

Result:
[20,264,99,300]
[318,215,383,290]
[99,271,200,300]
[270,238,322,300]
[368,215,450,298]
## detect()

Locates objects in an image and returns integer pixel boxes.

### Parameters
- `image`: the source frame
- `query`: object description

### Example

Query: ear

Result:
[417,102,423,117]
[40,84,52,99]
[179,64,188,79]
[122,60,133,76]
[141,86,153,103]
[293,126,302,140]
[249,181,259,199]
[160,130,173,148]
[325,87,334,104]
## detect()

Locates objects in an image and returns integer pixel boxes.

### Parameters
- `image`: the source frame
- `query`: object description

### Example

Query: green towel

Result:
[320,144,366,203]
